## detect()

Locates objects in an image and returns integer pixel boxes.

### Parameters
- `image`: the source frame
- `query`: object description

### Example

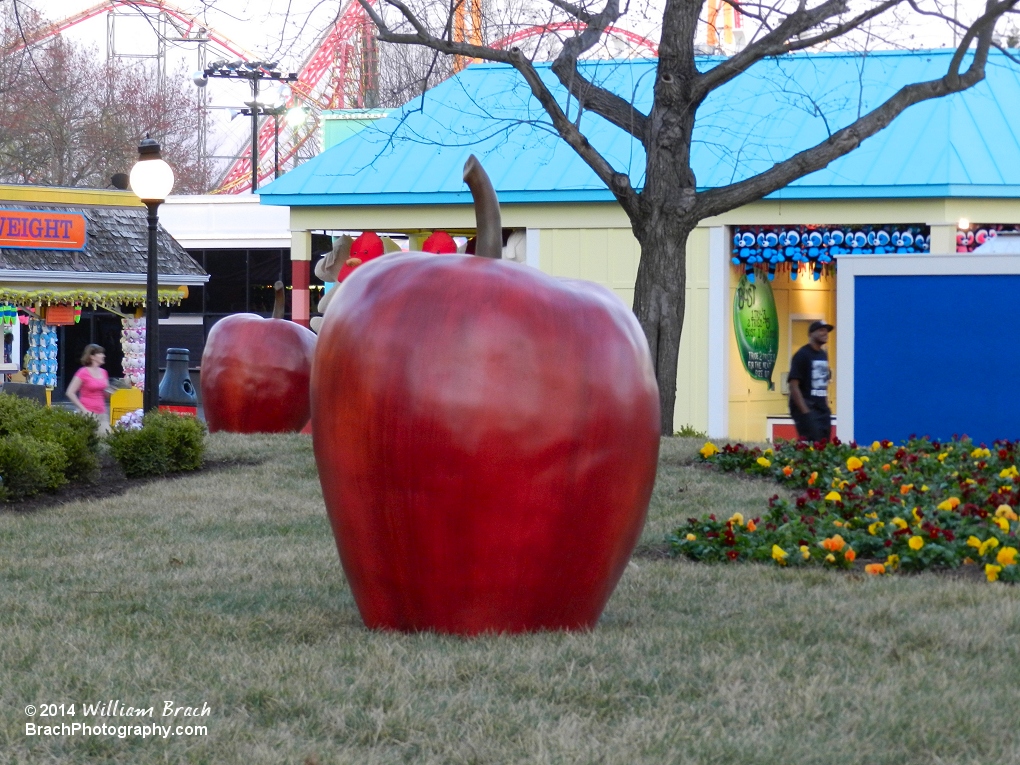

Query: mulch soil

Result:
[0,454,267,514]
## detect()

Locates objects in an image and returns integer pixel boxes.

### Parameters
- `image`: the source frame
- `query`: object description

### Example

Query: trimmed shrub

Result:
[29,407,100,481]
[0,393,99,500]
[107,411,205,479]
[0,433,68,500]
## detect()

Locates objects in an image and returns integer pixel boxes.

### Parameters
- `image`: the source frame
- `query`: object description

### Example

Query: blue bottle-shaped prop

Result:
[158,348,198,415]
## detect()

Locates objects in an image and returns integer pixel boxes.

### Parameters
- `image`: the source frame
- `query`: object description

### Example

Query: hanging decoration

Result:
[956,225,1020,252]
[120,317,146,389]
[27,318,58,388]
[0,304,16,326]
[0,287,186,308]
[731,225,930,282]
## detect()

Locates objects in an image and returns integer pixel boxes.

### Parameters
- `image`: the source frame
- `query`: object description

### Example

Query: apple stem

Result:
[463,155,502,259]
[273,280,285,319]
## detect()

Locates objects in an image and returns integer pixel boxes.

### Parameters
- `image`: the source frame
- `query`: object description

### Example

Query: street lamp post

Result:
[129,136,176,413]
[240,103,287,178]
[194,61,298,192]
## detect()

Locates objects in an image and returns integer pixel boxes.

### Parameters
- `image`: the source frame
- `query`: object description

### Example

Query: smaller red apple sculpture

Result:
[311,156,660,634]
[201,281,318,433]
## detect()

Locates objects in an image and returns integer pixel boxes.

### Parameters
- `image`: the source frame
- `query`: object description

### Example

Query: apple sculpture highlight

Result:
[201,281,318,433]
[311,156,660,634]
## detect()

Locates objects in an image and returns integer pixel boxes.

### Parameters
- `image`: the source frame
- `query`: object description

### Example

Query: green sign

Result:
[733,275,779,390]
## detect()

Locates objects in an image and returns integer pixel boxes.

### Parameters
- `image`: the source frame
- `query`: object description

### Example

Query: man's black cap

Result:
[809,320,834,333]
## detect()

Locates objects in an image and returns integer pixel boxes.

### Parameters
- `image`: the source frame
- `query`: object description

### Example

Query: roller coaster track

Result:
[14,2,658,195]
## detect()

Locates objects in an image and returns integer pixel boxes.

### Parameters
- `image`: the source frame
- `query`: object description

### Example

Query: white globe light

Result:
[129,158,175,201]
[286,106,309,128]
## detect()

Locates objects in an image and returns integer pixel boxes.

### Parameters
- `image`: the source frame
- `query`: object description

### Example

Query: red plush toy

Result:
[421,231,458,254]
[335,231,386,283]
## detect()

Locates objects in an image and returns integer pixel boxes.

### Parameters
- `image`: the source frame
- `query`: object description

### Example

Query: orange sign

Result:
[45,305,76,325]
[0,209,86,251]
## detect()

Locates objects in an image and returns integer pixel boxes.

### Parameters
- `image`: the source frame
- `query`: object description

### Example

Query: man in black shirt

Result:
[788,320,833,442]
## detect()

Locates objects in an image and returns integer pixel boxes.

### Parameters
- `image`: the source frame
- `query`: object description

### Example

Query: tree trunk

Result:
[632,218,695,436]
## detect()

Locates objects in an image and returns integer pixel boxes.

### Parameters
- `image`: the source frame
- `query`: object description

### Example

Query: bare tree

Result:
[357,0,1019,434]
[0,10,210,193]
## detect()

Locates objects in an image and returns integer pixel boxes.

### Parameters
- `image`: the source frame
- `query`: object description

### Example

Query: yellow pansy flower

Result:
[911,507,923,523]
[868,521,885,535]
[937,497,961,511]
[886,554,900,569]
[764,448,773,456]
[871,441,882,451]
[1000,465,1019,479]
[685,533,696,542]
[729,512,744,526]
[699,442,719,458]
[800,545,810,560]
[891,517,908,530]
[847,456,863,471]
[772,545,789,565]
[824,553,836,563]
[920,485,929,492]
[937,452,948,462]
[967,536,983,549]
[995,505,1018,521]
[986,564,1003,582]
[825,491,842,502]
[993,517,1010,532]
[908,536,924,551]
[980,538,1001,556]
[865,512,878,519]
[996,547,1019,566]
[757,457,772,468]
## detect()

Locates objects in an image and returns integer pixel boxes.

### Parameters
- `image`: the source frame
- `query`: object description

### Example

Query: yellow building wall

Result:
[727,269,837,442]
[539,227,711,435]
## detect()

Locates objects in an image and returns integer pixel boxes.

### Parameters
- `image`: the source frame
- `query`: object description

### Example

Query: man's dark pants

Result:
[792,407,831,442]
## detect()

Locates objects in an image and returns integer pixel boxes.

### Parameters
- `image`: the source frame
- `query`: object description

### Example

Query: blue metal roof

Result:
[259,49,1020,206]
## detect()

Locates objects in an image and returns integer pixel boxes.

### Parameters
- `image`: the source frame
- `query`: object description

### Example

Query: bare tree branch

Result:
[547,1,651,145]
[694,4,1009,220]
[695,0,903,101]
[359,0,642,216]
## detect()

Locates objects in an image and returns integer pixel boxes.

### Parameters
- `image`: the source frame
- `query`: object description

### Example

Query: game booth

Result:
[0,185,207,417]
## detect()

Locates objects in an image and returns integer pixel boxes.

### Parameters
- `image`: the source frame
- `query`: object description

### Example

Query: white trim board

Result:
[707,226,728,438]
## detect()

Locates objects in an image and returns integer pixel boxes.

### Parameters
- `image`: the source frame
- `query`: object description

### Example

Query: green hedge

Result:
[0,393,99,501]
[0,433,68,501]
[107,411,205,479]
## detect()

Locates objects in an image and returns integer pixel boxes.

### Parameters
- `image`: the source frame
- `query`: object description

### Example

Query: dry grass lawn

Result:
[2,434,1020,764]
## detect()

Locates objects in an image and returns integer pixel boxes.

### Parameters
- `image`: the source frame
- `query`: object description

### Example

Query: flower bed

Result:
[670,437,1020,582]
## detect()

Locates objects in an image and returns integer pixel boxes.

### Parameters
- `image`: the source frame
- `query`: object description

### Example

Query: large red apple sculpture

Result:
[311,156,660,634]
[201,282,317,433]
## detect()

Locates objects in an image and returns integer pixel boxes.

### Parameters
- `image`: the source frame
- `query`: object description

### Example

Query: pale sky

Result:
[39,0,993,66]
[22,0,996,173]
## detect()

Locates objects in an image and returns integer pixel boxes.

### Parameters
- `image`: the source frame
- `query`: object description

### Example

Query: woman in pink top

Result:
[66,343,111,434]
